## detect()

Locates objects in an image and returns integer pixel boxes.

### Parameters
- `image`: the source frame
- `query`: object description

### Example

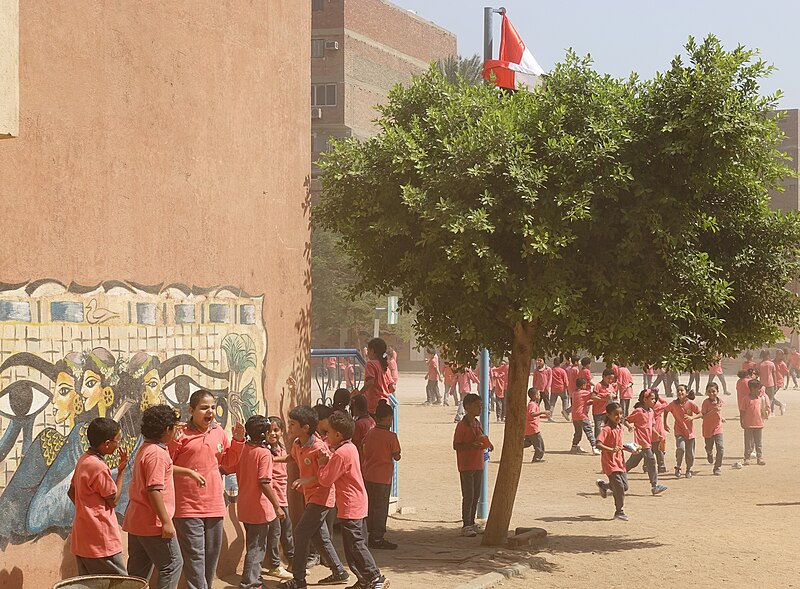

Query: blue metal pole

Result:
[478,347,490,519]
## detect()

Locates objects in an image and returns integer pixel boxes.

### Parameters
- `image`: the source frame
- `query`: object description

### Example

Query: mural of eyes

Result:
[162,375,228,408]
[0,380,52,420]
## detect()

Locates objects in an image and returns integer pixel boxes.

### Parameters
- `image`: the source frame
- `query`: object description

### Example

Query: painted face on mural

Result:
[141,368,163,410]
[53,371,80,424]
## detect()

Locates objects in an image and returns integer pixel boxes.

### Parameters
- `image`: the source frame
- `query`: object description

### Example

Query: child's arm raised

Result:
[147,489,176,539]
[104,448,129,508]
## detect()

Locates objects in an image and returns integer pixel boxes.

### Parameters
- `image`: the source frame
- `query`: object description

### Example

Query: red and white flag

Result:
[482,13,544,91]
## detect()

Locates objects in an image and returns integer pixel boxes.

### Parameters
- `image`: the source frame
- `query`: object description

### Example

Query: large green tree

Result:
[316,36,800,544]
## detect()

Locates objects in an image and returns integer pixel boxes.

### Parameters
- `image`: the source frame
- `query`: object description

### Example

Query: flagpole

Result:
[483,6,505,64]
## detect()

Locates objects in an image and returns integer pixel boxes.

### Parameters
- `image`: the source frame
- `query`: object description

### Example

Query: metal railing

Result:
[310,348,399,498]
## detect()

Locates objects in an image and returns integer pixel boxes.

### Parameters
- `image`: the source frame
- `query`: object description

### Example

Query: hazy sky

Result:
[392,0,799,107]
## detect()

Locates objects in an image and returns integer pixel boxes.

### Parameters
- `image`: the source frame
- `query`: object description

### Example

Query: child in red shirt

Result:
[741,379,769,465]
[361,338,392,413]
[701,383,725,475]
[362,400,401,550]
[595,402,637,521]
[68,417,128,576]
[318,412,388,589]
[550,356,570,421]
[524,389,550,462]
[453,393,492,537]
[664,384,701,478]
[570,377,599,455]
[591,368,618,439]
[351,394,376,453]
[264,416,294,580]
[624,390,667,495]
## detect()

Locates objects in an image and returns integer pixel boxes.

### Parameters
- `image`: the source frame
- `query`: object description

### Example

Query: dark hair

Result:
[576,377,587,389]
[737,369,749,379]
[760,349,770,360]
[706,382,719,394]
[744,351,753,360]
[368,337,388,371]
[288,405,318,435]
[328,410,356,440]
[245,415,270,446]
[604,401,622,426]
[87,417,121,448]
[375,399,393,420]
[332,388,351,412]
[580,357,591,367]
[527,387,536,399]
[268,415,285,432]
[314,403,334,421]
[189,389,215,409]
[552,355,563,366]
[602,368,615,378]
[748,378,762,391]
[463,393,481,408]
[350,394,368,415]
[141,405,179,440]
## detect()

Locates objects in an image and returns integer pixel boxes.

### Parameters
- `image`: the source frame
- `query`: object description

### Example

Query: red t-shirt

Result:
[426,355,440,380]
[625,407,653,448]
[317,440,368,520]
[742,360,758,372]
[169,421,243,518]
[457,369,479,394]
[364,359,391,414]
[271,445,289,506]
[352,415,376,452]
[236,443,276,524]
[759,360,776,387]
[123,441,175,537]
[736,377,752,411]
[443,364,457,386]
[566,365,579,393]
[361,426,401,485]
[617,367,634,400]
[570,389,592,421]
[291,435,335,507]
[709,361,723,375]
[741,393,768,428]
[532,367,552,394]
[525,400,541,435]
[775,360,789,389]
[667,400,700,439]
[597,425,626,475]
[652,398,668,440]
[701,398,724,438]
[790,352,800,369]
[453,417,484,472]
[70,452,122,558]
[551,366,568,393]
[578,367,593,386]
[591,382,616,416]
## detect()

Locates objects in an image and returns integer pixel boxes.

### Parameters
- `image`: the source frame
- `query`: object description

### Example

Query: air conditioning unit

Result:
[311,107,322,119]
[325,41,339,50]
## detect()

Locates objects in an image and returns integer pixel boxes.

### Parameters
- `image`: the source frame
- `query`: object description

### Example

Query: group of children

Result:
[69,336,401,589]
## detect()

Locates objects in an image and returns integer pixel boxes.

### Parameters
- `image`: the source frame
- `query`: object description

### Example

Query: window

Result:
[239,305,257,325]
[313,133,332,153]
[0,301,30,322]
[50,302,83,323]
[136,303,157,325]
[175,304,196,324]
[311,84,337,107]
[312,0,324,10]
[312,39,325,58]
[209,304,231,324]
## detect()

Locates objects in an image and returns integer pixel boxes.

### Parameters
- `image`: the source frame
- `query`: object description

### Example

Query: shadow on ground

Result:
[545,533,664,554]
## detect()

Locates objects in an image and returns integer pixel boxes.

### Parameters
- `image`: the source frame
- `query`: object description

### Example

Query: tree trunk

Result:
[481,320,535,545]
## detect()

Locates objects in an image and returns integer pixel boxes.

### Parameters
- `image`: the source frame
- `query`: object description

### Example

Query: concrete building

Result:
[310,0,456,181]
[0,2,310,585]
[770,108,799,212]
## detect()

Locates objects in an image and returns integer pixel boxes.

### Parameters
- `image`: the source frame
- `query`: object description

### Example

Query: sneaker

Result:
[368,538,398,550]
[369,576,390,589]
[743,459,751,466]
[472,522,485,534]
[570,445,587,454]
[422,401,430,406]
[658,466,667,474]
[265,566,293,580]
[757,459,766,466]
[346,581,366,589]
[750,451,757,459]
[685,470,693,479]
[732,462,743,469]
[532,457,546,463]
[592,447,601,456]
[318,570,350,585]
[781,403,787,415]
[651,484,668,495]
[706,451,714,464]
[596,479,608,499]
[280,580,307,589]
[561,410,570,421]
[674,467,681,478]
[461,525,477,537]
[713,468,721,476]
[306,554,321,569]
[614,511,629,521]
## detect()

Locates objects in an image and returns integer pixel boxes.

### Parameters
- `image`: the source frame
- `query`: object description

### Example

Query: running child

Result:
[701,383,725,476]
[453,393,492,537]
[237,416,284,589]
[532,358,552,412]
[264,416,294,581]
[664,384,701,478]
[68,417,128,575]
[578,357,594,387]
[595,402,636,521]
[741,379,769,466]
[624,390,667,495]
[651,389,668,474]
[550,357,570,421]
[524,388,550,462]
[570,377,599,455]
[362,399,401,550]
[318,411,389,589]
[591,369,617,439]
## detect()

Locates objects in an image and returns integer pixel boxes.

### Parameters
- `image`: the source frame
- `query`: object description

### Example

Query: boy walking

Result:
[68,417,128,575]
[453,393,492,537]
[362,400,401,550]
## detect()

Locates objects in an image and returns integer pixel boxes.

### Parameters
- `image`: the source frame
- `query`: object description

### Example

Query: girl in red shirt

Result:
[595,402,637,521]
[624,390,667,495]
[359,338,391,414]
[265,416,294,581]
[701,383,725,475]
[741,379,769,465]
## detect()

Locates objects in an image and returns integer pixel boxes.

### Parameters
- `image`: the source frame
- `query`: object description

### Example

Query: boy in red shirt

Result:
[123,405,204,589]
[570,377,599,455]
[550,357,570,421]
[595,402,637,521]
[453,393,492,537]
[531,358,552,413]
[362,400,401,550]
[591,369,618,440]
[741,379,769,465]
[664,385,701,479]
[236,416,284,589]
[281,406,348,589]
[701,383,725,475]
[524,389,550,462]
[68,417,128,575]
[789,347,800,388]
[318,412,388,589]
[351,394,376,453]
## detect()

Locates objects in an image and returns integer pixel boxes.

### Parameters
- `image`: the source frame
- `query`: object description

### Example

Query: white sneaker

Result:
[570,445,587,454]
[461,525,477,537]
[472,522,485,534]
[592,447,601,456]
[264,566,293,580]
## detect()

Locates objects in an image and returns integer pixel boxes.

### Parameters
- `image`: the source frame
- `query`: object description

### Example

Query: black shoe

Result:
[318,570,350,585]
[280,579,308,589]
[369,538,398,550]
[369,575,390,589]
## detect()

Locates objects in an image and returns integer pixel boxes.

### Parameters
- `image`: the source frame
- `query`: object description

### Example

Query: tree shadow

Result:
[536,515,607,523]
[546,533,664,554]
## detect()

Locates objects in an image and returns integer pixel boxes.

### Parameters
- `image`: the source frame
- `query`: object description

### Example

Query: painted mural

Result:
[0,280,267,548]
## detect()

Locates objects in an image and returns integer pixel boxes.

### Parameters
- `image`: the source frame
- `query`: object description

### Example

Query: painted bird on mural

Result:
[85,298,120,324]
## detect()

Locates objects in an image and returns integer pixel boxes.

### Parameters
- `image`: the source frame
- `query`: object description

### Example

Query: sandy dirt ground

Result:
[228,371,798,589]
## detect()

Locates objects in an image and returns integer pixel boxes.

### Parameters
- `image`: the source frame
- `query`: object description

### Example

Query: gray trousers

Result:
[459,470,482,527]
[340,518,380,585]
[240,522,271,589]
[704,433,724,469]
[266,508,294,568]
[365,481,391,542]
[127,534,183,589]
[625,446,658,487]
[292,503,345,584]
[744,428,763,459]
[608,472,628,514]
[523,433,545,461]
[572,419,595,447]
[675,435,695,471]
[593,414,605,440]
[426,379,441,404]
[76,553,127,576]
[174,517,224,589]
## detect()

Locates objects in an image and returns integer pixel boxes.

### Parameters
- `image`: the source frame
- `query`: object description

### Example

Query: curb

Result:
[453,557,539,589]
